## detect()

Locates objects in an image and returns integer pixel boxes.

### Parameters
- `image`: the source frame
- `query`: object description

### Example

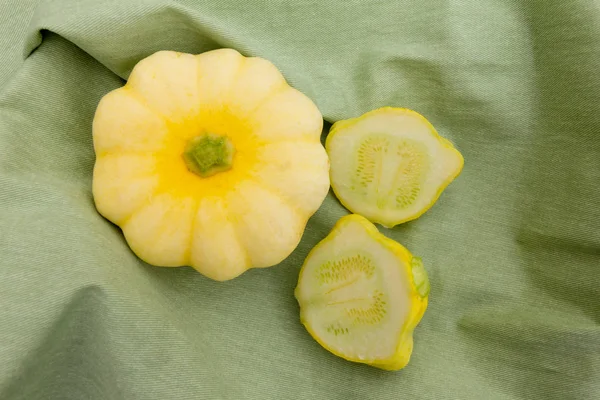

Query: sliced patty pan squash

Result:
[326,107,463,228]
[295,214,429,370]
[92,49,330,281]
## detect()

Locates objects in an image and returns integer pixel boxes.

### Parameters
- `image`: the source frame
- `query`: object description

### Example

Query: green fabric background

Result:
[1,1,599,399]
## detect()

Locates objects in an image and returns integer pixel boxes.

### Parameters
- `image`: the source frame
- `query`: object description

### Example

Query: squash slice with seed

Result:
[326,107,463,228]
[295,214,429,370]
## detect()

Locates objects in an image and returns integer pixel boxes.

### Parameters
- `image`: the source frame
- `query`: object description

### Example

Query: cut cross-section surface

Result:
[295,214,429,370]
[326,107,463,228]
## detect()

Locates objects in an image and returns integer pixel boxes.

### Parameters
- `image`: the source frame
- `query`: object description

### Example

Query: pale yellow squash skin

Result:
[92,49,330,281]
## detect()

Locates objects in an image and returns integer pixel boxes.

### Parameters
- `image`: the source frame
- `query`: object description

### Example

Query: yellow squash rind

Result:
[92,49,330,281]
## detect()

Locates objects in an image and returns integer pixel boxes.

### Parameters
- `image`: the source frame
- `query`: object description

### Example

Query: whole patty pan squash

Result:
[92,49,330,281]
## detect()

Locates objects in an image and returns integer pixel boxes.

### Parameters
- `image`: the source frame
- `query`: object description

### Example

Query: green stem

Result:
[183,134,235,178]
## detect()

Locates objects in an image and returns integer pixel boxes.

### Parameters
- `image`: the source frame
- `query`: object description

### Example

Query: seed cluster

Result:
[317,253,375,284]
